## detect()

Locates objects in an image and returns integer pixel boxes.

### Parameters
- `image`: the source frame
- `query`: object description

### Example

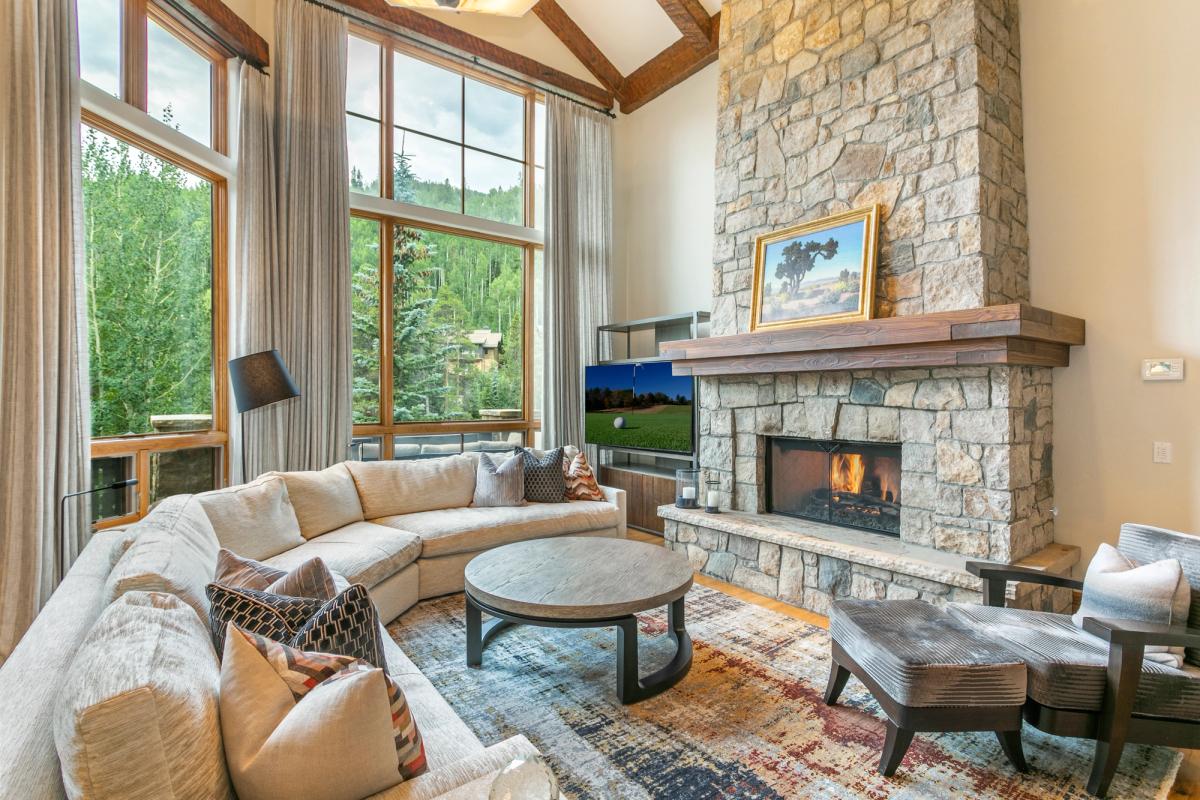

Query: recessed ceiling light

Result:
[383,0,538,16]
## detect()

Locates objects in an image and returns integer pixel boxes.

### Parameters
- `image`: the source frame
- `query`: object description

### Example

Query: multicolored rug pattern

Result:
[387,586,1181,800]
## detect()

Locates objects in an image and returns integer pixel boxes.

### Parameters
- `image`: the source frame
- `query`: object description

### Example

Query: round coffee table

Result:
[464,536,694,704]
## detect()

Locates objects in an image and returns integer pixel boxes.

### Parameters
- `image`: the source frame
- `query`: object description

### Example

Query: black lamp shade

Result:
[229,349,300,413]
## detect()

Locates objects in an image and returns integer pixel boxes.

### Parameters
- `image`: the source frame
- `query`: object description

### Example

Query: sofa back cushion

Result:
[54,591,233,800]
[1118,522,1200,666]
[196,475,305,560]
[265,464,364,540]
[104,494,220,623]
[345,455,476,518]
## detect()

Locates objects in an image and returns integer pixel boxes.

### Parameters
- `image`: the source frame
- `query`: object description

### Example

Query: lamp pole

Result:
[57,478,139,579]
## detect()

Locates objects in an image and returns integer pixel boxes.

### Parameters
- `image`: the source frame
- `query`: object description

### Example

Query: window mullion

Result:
[122,0,149,110]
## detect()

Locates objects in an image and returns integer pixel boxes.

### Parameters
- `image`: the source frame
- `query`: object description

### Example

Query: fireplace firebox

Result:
[767,438,902,535]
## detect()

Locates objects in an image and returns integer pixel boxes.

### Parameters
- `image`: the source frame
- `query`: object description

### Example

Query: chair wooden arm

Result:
[965,561,1084,607]
[1078,616,1200,795]
[1082,617,1200,650]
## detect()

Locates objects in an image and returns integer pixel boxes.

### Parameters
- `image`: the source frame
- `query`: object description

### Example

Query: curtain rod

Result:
[301,0,617,118]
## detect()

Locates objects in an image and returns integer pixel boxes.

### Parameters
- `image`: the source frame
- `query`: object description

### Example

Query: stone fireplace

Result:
[657,0,1082,614]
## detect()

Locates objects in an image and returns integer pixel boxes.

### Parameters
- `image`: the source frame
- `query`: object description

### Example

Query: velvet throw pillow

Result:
[220,625,426,800]
[563,452,605,502]
[214,548,338,600]
[206,583,388,671]
[474,451,525,507]
[1073,543,1191,667]
[522,446,567,503]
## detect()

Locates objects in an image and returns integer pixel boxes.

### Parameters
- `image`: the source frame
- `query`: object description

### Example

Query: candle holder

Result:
[704,479,721,514]
[675,469,700,509]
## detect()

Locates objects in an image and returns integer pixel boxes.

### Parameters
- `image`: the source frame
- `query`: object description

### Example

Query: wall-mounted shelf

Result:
[598,311,710,364]
[659,304,1084,376]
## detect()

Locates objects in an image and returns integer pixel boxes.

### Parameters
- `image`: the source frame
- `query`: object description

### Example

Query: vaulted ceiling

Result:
[374,0,723,113]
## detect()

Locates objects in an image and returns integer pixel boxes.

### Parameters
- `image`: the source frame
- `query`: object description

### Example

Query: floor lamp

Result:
[229,349,300,481]
[58,478,138,579]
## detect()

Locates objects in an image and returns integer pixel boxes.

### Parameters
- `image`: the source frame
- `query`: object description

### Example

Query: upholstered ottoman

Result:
[825,599,1029,776]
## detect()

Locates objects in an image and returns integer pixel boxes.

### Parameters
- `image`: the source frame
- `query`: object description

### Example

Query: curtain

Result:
[267,0,352,472]
[0,0,90,660]
[542,95,613,449]
[232,62,285,482]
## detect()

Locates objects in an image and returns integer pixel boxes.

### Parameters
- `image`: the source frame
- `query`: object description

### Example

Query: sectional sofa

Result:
[0,450,626,799]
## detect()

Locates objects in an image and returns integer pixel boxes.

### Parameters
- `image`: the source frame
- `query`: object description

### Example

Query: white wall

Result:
[1021,0,1200,567]
[611,63,718,322]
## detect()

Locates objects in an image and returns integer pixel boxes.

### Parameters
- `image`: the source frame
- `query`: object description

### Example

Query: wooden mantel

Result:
[660,304,1085,376]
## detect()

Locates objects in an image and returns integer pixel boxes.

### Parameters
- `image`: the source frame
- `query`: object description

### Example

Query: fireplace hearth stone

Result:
[661,505,1078,616]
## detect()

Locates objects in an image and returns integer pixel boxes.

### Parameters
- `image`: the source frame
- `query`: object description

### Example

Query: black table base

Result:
[465,591,692,705]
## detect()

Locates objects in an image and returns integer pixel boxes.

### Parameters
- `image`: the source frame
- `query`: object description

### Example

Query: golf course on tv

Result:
[585,404,694,454]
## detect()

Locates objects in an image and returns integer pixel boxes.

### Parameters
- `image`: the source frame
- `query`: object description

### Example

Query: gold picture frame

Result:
[750,204,881,331]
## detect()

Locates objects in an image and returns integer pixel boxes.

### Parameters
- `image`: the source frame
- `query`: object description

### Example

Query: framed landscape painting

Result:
[750,204,880,331]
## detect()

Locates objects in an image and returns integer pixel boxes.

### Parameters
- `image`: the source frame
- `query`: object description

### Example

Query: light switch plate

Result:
[1143,358,1185,381]
[1153,442,1173,464]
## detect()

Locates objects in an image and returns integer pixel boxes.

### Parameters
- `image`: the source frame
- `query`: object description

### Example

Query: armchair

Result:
[955,523,1200,798]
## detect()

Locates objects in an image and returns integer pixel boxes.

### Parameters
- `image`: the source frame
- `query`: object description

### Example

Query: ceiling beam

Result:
[654,0,711,52]
[337,0,614,109]
[531,0,624,97]
[619,9,719,114]
[163,0,269,67]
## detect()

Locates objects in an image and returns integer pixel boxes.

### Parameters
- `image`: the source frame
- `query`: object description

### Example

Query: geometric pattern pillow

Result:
[206,583,387,671]
[228,625,428,780]
[563,452,604,501]
[521,446,566,503]
[214,548,338,600]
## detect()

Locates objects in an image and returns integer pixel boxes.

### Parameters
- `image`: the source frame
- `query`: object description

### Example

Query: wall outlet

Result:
[1153,441,1173,464]
[1143,358,1185,381]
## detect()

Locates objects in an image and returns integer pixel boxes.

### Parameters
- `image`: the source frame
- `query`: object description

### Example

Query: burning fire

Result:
[831,453,866,494]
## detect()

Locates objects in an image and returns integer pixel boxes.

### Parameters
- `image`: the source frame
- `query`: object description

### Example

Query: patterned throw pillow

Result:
[474,451,525,507]
[207,583,388,671]
[563,452,605,501]
[214,548,338,600]
[521,446,567,503]
[229,625,427,781]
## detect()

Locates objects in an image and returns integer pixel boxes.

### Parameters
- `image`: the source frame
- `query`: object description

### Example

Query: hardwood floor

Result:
[627,529,1196,798]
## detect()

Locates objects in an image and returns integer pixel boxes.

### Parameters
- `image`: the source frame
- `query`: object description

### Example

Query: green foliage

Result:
[82,127,213,438]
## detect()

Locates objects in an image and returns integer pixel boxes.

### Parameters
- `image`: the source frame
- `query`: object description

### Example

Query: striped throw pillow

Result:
[473,451,525,507]
[563,452,605,501]
[226,625,428,781]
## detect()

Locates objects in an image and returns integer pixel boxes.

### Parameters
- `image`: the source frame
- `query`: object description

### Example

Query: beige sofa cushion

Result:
[104,494,220,622]
[54,591,232,800]
[363,736,541,800]
[196,474,305,560]
[376,501,620,559]
[346,456,476,518]
[265,463,365,540]
[219,627,403,800]
[264,521,422,588]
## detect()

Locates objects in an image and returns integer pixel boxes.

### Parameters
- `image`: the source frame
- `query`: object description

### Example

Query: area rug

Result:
[387,586,1182,800]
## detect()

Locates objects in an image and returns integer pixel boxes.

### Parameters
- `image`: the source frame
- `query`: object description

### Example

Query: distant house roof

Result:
[467,330,502,349]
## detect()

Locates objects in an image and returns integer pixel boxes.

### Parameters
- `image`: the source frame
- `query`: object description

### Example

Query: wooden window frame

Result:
[82,110,230,527]
[349,27,544,459]
[116,0,228,154]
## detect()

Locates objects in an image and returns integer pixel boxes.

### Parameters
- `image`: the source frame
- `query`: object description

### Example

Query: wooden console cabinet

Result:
[599,466,676,535]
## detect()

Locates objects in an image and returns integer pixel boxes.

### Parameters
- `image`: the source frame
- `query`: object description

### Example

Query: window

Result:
[78,1,230,526]
[78,1,226,152]
[83,126,215,439]
[347,33,544,459]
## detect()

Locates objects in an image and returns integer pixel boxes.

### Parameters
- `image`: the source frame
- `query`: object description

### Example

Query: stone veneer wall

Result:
[700,364,1054,562]
[712,0,1028,331]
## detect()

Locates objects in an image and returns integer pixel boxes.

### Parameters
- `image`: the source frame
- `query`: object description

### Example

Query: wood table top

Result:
[464,536,693,620]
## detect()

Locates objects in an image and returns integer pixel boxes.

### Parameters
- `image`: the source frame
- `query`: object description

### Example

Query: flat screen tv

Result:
[584,361,695,455]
